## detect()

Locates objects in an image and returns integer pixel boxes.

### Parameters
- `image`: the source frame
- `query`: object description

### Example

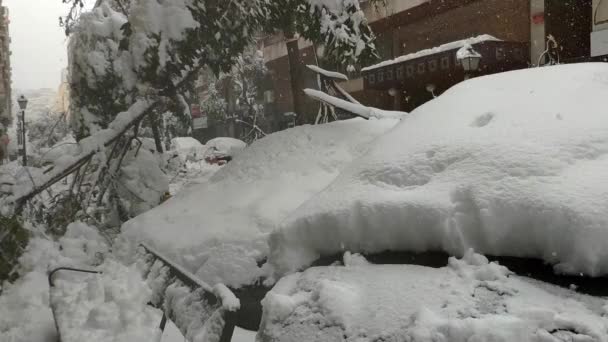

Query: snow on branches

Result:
[7,0,381,219]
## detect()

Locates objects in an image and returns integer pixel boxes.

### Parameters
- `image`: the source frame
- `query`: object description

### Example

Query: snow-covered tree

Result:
[8,0,381,227]
[262,0,380,122]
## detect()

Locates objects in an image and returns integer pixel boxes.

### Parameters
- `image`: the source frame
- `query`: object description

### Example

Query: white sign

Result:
[193,117,208,129]
[191,104,208,129]
[591,29,608,57]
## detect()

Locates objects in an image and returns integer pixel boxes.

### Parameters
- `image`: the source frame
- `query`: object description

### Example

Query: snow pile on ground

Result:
[50,261,161,342]
[171,136,208,161]
[0,222,107,342]
[269,63,608,278]
[258,250,608,342]
[116,119,398,288]
[0,237,60,342]
[164,137,222,195]
[0,221,192,342]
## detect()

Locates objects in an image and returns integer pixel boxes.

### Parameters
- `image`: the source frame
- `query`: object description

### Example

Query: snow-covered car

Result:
[169,136,209,163]
[111,63,608,341]
[203,137,247,165]
[258,251,608,342]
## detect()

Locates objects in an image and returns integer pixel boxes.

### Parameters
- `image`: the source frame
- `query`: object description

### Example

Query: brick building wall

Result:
[263,0,533,120]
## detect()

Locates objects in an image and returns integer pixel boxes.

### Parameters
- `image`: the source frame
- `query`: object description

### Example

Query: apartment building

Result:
[262,0,599,116]
[0,0,10,128]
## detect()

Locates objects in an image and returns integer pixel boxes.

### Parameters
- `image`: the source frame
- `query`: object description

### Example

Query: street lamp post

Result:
[457,44,482,80]
[17,95,28,166]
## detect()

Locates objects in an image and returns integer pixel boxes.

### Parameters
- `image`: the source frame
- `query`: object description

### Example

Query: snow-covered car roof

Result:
[118,119,398,288]
[205,137,247,156]
[170,137,203,151]
[268,63,608,279]
[259,251,608,342]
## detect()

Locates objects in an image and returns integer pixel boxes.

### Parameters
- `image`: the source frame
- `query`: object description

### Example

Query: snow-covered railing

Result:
[47,267,104,342]
[138,243,239,342]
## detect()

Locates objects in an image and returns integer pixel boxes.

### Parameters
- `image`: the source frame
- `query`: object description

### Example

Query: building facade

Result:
[262,0,601,116]
[0,0,10,127]
[0,0,11,162]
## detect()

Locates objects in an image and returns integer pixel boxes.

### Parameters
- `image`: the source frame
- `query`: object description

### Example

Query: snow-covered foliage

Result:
[68,2,132,139]
[258,250,608,342]
[268,63,608,278]
[116,118,398,288]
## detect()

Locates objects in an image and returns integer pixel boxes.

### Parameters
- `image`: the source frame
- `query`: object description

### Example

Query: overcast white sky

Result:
[5,0,72,91]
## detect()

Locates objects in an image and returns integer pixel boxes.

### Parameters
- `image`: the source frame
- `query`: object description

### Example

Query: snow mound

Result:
[205,137,246,157]
[171,136,203,151]
[50,261,161,342]
[116,119,398,288]
[269,63,608,278]
[258,250,608,342]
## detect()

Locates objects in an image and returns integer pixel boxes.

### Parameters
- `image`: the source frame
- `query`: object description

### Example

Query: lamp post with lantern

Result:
[17,95,28,166]
[457,44,482,80]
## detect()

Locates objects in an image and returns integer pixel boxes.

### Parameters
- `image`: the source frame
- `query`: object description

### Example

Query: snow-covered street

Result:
[3,1,608,342]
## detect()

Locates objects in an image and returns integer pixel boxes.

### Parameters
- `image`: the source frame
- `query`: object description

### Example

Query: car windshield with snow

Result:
[1,1,608,342]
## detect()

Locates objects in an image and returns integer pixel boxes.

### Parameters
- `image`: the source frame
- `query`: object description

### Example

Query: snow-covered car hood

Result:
[259,251,608,342]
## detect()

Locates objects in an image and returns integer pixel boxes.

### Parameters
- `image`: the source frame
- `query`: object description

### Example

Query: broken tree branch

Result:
[13,62,205,212]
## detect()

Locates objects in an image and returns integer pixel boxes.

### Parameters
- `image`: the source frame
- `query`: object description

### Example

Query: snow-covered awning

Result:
[360,35,529,92]
[361,35,501,72]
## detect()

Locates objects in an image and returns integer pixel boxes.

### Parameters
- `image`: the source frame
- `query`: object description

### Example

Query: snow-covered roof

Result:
[361,34,501,72]
[269,63,608,278]
[306,65,349,81]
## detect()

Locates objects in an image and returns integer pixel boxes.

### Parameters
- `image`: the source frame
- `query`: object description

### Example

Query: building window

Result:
[406,65,415,78]
[397,66,404,80]
[428,59,438,72]
[264,90,275,104]
[386,68,394,80]
[377,70,384,82]
[368,73,376,84]
[441,56,450,69]
[513,47,523,61]
[496,47,505,60]
[417,63,426,74]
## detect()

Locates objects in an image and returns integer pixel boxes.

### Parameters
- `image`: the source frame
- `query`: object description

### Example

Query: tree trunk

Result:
[150,115,164,153]
[285,33,305,125]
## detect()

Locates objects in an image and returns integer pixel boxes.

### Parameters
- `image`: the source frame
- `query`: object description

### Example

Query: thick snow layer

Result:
[171,136,204,151]
[304,88,406,119]
[361,35,500,72]
[205,137,247,157]
[258,251,608,342]
[50,261,161,342]
[269,63,608,278]
[0,222,110,342]
[117,119,398,288]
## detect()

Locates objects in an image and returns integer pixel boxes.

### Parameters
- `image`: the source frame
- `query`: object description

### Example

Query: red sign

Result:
[191,104,202,118]
[532,12,544,25]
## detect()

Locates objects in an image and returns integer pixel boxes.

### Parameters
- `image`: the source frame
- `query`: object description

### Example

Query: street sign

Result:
[191,104,208,129]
